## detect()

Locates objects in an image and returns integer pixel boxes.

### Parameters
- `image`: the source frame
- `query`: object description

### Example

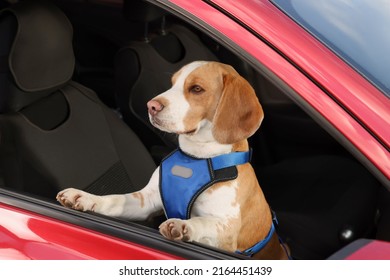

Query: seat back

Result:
[115,1,218,154]
[0,1,155,198]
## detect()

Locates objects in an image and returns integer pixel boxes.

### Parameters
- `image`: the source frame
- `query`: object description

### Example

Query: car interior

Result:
[0,0,388,259]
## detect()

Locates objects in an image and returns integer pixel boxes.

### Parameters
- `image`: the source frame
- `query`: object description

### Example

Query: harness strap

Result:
[236,223,276,257]
[211,149,252,170]
[236,210,292,259]
[272,210,292,259]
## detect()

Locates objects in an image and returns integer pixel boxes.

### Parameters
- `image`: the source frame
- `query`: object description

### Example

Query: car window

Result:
[271,0,390,97]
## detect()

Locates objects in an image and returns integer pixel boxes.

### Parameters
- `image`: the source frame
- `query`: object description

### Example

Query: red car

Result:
[0,0,389,260]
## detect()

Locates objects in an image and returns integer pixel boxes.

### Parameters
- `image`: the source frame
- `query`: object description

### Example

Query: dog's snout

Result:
[147,100,164,116]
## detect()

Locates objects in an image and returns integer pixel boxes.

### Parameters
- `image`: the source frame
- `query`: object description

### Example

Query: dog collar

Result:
[159,149,251,220]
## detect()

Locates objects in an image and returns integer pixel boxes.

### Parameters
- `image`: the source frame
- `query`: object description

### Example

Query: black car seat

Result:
[114,0,218,159]
[258,155,379,259]
[0,0,8,10]
[0,1,156,198]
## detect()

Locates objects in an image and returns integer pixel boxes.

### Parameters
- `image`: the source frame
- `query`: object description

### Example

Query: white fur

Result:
[179,120,232,158]
[188,180,240,247]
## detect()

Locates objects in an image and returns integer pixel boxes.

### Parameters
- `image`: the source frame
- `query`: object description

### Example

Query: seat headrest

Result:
[0,0,75,112]
[123,0,167,22]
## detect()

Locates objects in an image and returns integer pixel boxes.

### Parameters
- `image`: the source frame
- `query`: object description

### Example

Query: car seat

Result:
[257,155,379,259]
[0,0,156,198]
[114,0,218,160]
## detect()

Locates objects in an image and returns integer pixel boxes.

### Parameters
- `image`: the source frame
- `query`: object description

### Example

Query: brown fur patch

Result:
[216,217,240,251]
[131,192,145,208]
[234,164,271,251]
[212,65,264,144]
[181,63,225,132]
[232,140,249,152]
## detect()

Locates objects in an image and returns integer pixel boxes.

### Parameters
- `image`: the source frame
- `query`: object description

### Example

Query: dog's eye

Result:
[189,85,204,94]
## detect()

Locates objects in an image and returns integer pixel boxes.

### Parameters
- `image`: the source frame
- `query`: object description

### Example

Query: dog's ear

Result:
[212,70,263,144]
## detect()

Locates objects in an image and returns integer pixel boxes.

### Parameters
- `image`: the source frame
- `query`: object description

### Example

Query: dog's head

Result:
[147,61,263,144]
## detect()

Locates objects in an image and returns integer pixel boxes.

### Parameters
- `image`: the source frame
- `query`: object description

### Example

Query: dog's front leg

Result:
[56,167,163,221]
[159,217,240,251]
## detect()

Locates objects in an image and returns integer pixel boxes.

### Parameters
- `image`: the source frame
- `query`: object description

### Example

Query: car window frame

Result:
[157,0,390,189]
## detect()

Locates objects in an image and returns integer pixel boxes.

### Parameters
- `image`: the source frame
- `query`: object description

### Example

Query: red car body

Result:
[0,0,389,260]
[0,203,180,260]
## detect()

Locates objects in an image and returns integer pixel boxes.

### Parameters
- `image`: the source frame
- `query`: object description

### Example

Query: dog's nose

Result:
[147,100,164,116]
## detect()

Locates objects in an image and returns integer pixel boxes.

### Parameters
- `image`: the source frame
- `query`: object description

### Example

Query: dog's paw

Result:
[159,219,193,242]
[56,188,97,212]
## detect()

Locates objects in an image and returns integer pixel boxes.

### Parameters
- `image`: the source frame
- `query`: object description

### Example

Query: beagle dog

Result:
[57,61,289,259]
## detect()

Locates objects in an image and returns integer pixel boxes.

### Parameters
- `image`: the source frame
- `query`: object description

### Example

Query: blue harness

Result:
[159,149,250,219]
[159,149,289,258]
